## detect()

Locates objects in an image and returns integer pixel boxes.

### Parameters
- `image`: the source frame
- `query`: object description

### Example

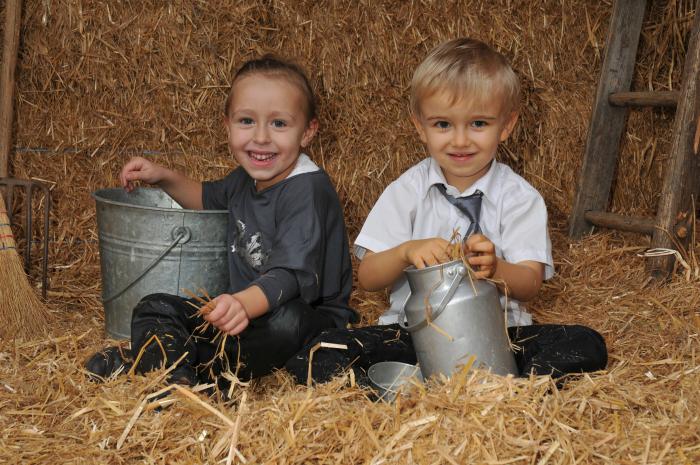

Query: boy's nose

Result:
[253,125,270,144]
[452,127,470,147]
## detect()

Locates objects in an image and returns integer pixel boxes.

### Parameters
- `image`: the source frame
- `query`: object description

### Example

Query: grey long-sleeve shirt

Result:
[202,166,357,327]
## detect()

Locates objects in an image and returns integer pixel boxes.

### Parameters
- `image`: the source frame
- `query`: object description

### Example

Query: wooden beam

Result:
[584,211,655,235]
[569,0,647,238]
[0,0,22,178]
[608,91,679,108]
[649,0,700,279]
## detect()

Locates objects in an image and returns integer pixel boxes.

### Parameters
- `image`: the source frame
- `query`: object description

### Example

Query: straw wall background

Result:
[1,0,699,463]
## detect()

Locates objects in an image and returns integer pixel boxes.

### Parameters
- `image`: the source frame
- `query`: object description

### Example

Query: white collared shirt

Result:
[288,153,319,177]
[354,158,554,327]
[253,153,319,188]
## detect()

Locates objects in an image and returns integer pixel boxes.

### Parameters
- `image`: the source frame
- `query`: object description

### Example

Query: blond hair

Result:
[410,38,520,117]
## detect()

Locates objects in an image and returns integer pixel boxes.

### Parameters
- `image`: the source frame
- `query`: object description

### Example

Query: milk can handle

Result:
[102,226,192,304]
[398,265,466,332]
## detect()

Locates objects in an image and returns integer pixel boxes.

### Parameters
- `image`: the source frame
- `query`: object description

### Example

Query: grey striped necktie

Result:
[435,184,483,236]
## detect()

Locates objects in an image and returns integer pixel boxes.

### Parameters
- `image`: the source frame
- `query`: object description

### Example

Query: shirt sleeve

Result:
[499,185,555,280]
[201,171,239,210]
[253,268,299,309]
[354,179,417,256]
[251,180,329,306]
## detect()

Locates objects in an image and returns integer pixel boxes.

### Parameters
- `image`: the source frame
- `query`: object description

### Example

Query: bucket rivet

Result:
[171,226,192,244]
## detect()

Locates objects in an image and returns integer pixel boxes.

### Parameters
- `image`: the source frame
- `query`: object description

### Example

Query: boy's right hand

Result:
[119,157,168,192]
[205,294,250,336]
[401,238,451,269]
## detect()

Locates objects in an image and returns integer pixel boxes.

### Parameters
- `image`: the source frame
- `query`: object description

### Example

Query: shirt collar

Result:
[288,153,319,177]
[425,157,497,199]
[252,153,319,187]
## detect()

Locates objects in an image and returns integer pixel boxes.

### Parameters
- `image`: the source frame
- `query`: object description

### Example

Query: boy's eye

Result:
[472,120,488,128]
[434,121,451,129]
[271,119,287,128]
[239,117,254,125]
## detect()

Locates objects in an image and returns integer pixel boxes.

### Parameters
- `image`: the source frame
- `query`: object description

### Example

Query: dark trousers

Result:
[130,293,336,385]
[285,323,608,385]
[508,324,608,377]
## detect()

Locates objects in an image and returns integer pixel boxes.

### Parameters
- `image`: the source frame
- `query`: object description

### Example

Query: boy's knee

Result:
[130,293,193,350]
[131,293,185,320]
[573,325,608,370]
[515,324,608,377]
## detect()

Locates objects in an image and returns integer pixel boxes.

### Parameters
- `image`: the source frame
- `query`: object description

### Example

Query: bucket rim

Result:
[91,187,227,214]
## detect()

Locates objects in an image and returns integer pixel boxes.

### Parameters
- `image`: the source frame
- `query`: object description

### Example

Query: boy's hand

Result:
[464,234,497,279]
[205,294,250,336]
[401,238,451,269]
[119,157,167,192]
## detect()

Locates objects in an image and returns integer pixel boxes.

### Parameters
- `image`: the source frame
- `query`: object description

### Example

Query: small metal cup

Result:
[367,361,423,402]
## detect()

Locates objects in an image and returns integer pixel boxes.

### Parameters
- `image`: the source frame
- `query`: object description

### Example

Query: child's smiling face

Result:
[225,74,318,191]
[412,90,518,192]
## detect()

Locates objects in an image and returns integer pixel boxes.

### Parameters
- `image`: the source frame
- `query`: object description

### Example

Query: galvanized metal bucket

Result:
[399,259,518,379]
[92,187,229,339]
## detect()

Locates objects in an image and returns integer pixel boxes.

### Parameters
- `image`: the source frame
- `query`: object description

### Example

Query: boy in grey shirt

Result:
[86,56,357,387]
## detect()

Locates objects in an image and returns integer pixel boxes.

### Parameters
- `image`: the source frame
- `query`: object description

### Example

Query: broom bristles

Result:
[0,194,50,339]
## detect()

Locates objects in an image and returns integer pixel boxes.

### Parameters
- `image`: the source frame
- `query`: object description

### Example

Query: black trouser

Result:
[508,324,608,377]
[130,293,336,386]
[285,323,608,385]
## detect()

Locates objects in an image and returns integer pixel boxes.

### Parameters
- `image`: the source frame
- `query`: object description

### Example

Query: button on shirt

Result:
[354,158,554,327]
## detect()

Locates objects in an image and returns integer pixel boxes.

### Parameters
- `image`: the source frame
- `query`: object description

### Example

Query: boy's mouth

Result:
[448,152,476,160]
[248,151,277,165]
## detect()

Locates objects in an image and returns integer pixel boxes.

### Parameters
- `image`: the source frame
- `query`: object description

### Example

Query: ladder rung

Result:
[584,211,655,235]
[608,91,679,108]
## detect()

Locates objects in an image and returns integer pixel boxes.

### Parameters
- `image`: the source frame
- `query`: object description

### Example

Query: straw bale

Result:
[1,0,699,463]
[9,0,619,234]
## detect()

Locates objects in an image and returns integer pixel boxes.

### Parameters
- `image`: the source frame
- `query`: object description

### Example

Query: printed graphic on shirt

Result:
[230,220,269,270]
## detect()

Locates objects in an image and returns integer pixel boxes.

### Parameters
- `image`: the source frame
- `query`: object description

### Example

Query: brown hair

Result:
[224,54,317,123]
[410,38,520,117]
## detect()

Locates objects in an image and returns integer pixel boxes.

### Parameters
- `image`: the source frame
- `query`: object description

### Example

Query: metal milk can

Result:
[399,258,518,379]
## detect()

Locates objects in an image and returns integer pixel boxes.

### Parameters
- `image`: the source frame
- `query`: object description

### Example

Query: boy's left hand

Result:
[205,294,250,336]
[464,234,497,279]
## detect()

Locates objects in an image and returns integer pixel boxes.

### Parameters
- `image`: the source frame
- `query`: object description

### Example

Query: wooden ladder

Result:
[569,0,700,279]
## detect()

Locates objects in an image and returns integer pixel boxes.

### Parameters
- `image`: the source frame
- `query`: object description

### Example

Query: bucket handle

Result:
[102,226,192,304]
[397,265,466,332]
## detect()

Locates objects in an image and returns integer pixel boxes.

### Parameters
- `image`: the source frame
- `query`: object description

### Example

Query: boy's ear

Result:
[499,111,519,142]
[411,114,428,143]
[301,118,319,148]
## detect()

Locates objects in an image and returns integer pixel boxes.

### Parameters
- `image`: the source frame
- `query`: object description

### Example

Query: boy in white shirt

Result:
[286,38,607,385]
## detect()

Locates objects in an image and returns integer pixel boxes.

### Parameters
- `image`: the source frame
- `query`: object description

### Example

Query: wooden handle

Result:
[0,0,23,178]
[0,191,17,249]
